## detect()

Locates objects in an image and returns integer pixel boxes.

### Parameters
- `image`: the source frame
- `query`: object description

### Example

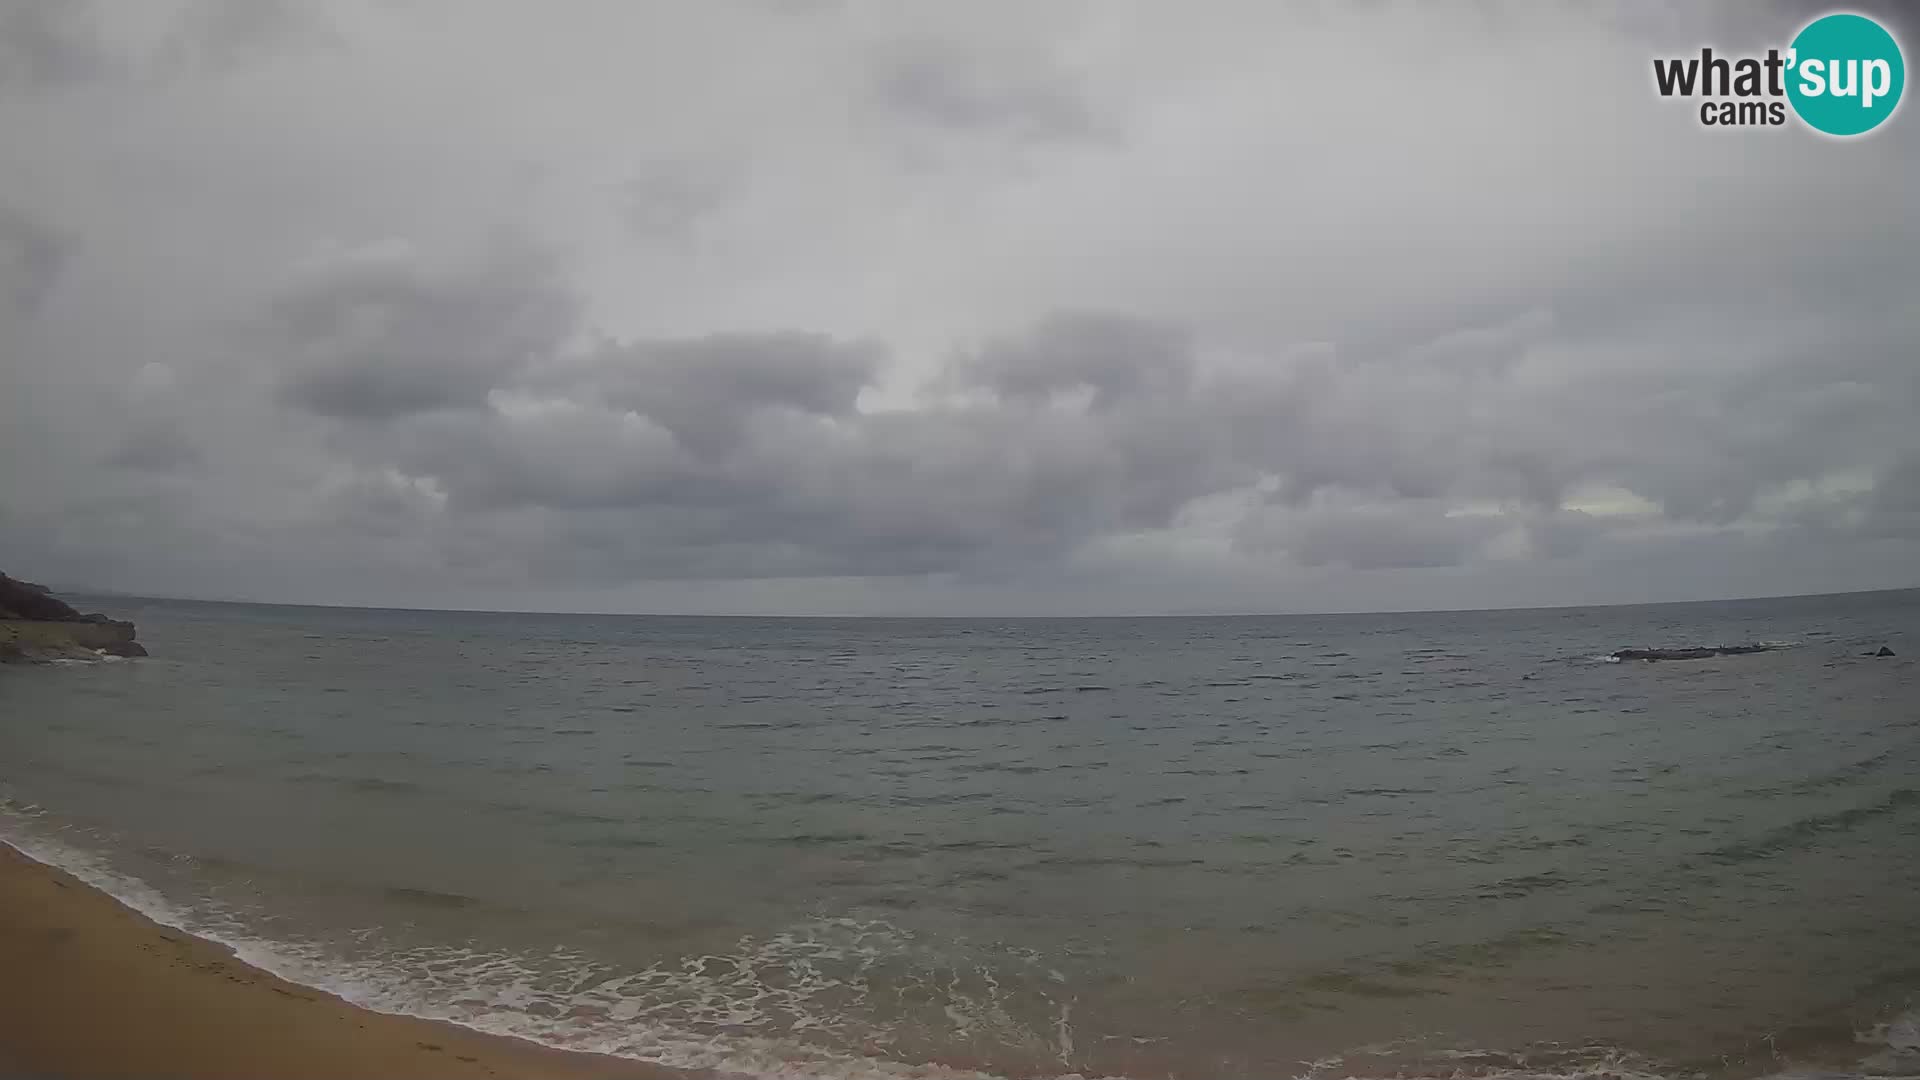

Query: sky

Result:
[1,0,1916,616]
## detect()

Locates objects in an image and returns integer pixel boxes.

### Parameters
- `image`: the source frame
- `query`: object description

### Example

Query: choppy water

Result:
[2,590,1918,1080]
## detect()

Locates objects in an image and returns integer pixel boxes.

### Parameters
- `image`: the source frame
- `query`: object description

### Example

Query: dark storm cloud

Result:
[0,203,69,319]
[271,245,575,421]
[868,38,1104,142]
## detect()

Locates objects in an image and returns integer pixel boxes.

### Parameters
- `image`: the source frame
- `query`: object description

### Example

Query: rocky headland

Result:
[0,572,146,662]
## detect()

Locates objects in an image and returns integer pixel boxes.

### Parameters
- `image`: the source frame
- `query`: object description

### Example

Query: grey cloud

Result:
[310,312,1237,578]
[0,0,111,94]
[869,39,1105,142]
[1861,453,1920,539]
[1610,2,1914,59]
[1286,506,1508,571]
[1766,0,1914,33]
[750,0,844,15]
[533,332,879,457]
[957,313,1193,409]
[271,245,575,421]
[159,0,338,77]
[316,468,444,538]
[620,159,738,242]
[0,0,331,97]
[0,203,69,318]
[103,421,203,473]
[275,268,1920,589]
[3,2,1917,612]
[1525,510,1612,561]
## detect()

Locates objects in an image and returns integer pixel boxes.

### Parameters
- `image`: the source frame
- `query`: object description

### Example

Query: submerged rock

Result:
[1610,643,1785,662]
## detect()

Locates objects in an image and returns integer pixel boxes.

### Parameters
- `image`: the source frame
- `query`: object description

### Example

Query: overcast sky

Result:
[1,0,1916,616]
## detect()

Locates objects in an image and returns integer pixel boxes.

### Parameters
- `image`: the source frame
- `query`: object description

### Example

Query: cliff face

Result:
[0,574,84,622]
[0,574,147,662]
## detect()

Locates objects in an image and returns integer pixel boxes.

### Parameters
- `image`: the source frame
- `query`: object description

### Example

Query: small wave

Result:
[1740,750,1899,799]
[4,803,1913,1080]
[25,649,142,666]
[288,773,424,795]
[1702,788,1919,866]
[1476,870,1577,900]
[1302,1041,1676,1080]
[384,885,479,909]
[0,831,1048,1080]
[1029,853,1206,871]
[1851,1009,1920,1077]
[351,776,425,795]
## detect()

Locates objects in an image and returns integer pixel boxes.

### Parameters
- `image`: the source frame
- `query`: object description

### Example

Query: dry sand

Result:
[0,842,684,1079]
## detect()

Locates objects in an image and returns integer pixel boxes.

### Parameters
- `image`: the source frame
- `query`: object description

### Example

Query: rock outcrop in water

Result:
[1871,646,1896,657]
[1610,643,1784,662]
[0,573,146,662]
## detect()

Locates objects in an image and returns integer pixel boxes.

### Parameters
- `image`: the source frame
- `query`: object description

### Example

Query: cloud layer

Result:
[1,0,1916,614]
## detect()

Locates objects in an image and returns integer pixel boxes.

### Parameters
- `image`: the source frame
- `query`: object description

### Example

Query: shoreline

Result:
[0,828,1909,1080]
[0,842,686,1080]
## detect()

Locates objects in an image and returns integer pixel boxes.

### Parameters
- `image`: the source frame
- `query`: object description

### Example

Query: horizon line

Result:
[49,582,1920,622]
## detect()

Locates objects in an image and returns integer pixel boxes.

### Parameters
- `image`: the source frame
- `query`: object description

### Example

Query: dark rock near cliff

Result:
[0,573,83,622]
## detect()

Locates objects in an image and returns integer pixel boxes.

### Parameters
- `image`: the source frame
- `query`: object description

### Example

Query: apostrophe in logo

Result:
[1651,10,1905,136]
[1786,13,1904,136]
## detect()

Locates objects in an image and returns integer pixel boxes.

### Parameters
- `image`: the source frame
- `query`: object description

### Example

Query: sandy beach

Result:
[0,843,675,1080]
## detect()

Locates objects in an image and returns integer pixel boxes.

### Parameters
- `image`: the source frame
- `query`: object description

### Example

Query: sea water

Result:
[2,590,1917,1080]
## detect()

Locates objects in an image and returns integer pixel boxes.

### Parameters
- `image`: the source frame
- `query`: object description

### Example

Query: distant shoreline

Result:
[0,842,676,1080]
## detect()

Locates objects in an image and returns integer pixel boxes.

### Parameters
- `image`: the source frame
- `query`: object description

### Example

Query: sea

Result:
[2,589,1917,1080]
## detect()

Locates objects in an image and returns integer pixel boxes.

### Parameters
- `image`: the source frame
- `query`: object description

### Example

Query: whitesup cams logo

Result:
[1653,11,1906,135]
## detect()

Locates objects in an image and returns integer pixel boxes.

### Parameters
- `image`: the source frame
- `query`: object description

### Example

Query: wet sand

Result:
[0,843,679,1079]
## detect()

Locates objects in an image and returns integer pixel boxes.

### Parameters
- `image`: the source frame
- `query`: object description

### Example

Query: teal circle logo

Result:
[1786,12,1905,136]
